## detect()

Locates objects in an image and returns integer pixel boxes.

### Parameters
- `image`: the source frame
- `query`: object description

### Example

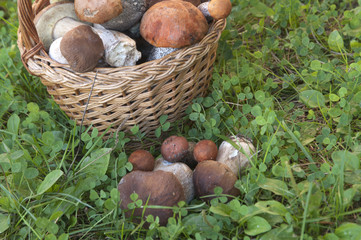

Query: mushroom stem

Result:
[52,17,141,67]
[154,158,194,203]
[216,135,256,176]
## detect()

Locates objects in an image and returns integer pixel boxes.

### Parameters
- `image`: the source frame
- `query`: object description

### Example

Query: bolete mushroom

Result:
[154,158,194,203]
[74,0,123,24]
[128,149,155,171]
[35,2,141,67]
[193,139,218,162]
[161,136,189,163]
[140,0,209,60]
[193,135,255,201]
[193,160,240,202]
[118,170,185,226]
[198,0,232,21]
[59,25,104,72]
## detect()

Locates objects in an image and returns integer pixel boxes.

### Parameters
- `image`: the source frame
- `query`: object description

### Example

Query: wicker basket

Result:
[17,0,226,148]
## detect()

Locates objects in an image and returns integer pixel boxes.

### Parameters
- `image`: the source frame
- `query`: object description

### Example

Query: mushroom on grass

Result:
[35,2,141,67]
[193,135,255,201]
[128,149,155,171]
[193,139,218,162]
[140,0,209,60]
[118,170,185,226]
[161,135,189,163]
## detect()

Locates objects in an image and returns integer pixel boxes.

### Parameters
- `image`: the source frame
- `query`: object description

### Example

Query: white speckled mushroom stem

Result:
[93,25,141,67]
[154,158,194,203]
[216,136,256,176]
[52,18,141,67]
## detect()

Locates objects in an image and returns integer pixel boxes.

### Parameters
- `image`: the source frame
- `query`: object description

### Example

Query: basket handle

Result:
[17,0,48,65]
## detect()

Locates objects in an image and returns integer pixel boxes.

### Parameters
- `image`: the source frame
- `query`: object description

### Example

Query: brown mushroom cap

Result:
[193,139,218,162]
[75,0,123,24]
[161,136,189,162]
[208,0,232,20]
[118,170,185,226]
[140,0,209,48]
[193,160,240,201]
[128,149,155,171]
[60,25,104,72]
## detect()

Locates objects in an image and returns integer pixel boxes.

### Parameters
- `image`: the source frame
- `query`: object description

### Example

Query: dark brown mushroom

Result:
[60,25,104,72]
[118,170,185,226]
[193,160,240,202]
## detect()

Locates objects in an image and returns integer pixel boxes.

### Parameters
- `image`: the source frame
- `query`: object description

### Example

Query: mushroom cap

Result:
[154,158,194,203]
[128,149,155,171]
[193,139,218,162]
[161,136,189,162]
[118,170,185,226]
[140,0,209,48]
[193,160,240,201]
[74,0,123,24]
[146,0,201,8]
[34,2,79,51]
[208,0,232,20]
[60,25,104,72]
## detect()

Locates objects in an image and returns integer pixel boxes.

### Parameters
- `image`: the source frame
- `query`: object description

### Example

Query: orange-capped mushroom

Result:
[140,0,208,48]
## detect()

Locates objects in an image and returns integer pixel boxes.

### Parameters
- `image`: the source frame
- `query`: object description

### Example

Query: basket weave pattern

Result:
[17,0,226,145]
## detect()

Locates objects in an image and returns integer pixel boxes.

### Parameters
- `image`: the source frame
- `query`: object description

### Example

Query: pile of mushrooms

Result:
[118,134,256,226]
[34,0,232,73]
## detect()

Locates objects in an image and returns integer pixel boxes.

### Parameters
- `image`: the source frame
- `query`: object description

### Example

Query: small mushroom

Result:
[193,136,255,201]
[60,25,104,72]
[193,139,218,162]
[140,0,209,60]
[198,0,232,21]
[35,2,141,67]
[128,149,155,171]
[118,170,185,226]
[161,136,189,163]
[154,158,194,203]
[74,0,123,24]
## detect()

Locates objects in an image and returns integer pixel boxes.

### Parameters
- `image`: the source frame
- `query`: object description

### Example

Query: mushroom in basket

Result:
[35,2,141,71]
[139,0,209,60]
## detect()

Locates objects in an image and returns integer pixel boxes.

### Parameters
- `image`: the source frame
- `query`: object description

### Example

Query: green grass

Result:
[2,0,361,239]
